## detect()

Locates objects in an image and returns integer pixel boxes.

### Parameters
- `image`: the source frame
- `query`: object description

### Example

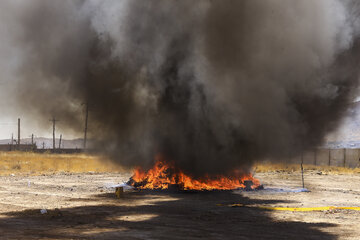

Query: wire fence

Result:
[295,148,360,168]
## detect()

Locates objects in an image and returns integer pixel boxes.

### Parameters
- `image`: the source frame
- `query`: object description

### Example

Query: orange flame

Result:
[131,155,260,191]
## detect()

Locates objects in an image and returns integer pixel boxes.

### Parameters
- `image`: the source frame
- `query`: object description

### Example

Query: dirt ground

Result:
[0,170,359,239]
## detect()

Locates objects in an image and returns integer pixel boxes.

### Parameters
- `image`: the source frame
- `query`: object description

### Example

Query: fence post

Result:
[314,148,317,166]
[328,149,331,166]
[343,148,346,168]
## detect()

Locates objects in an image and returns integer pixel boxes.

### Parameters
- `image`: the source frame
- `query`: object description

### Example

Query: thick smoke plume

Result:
[1,0,360,176]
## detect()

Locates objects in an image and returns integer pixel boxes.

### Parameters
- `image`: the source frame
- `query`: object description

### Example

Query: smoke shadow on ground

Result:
[0,191,336,239]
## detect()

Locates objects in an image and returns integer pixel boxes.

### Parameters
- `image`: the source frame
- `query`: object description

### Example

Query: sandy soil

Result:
[0,170,359,239]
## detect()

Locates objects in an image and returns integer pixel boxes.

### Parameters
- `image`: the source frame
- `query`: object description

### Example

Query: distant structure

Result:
[0,117,84,154]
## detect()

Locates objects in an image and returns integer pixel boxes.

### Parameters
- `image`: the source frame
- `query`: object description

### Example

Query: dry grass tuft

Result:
[254,162,360,175]
[0,152,126,176]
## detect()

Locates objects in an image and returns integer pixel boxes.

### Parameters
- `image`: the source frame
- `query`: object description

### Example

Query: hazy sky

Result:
[0,1,85,140]
[0,62,83,139]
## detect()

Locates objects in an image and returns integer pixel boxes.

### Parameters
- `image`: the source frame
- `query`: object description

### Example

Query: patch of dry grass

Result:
[2,151,360,176]
[254,162,360,175]
[0,152,126,176]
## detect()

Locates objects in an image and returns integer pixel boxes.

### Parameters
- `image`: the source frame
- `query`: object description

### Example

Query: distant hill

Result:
[0,137,84,149]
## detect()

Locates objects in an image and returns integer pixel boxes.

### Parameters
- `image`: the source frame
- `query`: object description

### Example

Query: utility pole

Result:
[49,118,58,151]
[30,134,35,151]
[10,133,13,151]
[17,118,20,146]
[42,142,45,149]
[83,102,89,150]
[300,140,305,189]
[59,134,62,149]
[301,151,305,189]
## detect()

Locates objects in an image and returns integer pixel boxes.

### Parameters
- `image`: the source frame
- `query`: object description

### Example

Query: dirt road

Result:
[0,171,359,239]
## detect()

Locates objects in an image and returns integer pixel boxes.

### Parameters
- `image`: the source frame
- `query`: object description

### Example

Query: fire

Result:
[129,155,261,191]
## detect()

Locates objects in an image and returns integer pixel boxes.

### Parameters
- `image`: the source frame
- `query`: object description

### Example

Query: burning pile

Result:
[128,155,261,191]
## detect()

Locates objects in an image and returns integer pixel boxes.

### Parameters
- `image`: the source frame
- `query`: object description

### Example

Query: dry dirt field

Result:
[0,153,359,239]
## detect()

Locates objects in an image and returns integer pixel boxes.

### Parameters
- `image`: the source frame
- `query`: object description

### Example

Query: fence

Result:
[0,144,83,154]
[0,144,37,152]
[295,148,360,168]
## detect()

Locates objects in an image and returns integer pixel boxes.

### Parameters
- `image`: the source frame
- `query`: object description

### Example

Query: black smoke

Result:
[1,0,360,176]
